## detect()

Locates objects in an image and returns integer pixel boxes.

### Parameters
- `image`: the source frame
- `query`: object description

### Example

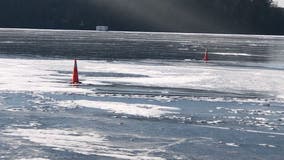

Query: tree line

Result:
[0,0,283,34]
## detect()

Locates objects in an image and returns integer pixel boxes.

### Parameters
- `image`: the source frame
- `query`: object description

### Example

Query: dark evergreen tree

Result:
[0,0,283,34]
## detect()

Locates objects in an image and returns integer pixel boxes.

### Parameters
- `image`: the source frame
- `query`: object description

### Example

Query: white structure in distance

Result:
[96,26,109,31]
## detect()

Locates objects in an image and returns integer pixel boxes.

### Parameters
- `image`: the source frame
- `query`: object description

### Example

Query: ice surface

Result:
[58,100,179,118]
[17,158,49,160]
[225,143,239,147]
[0,58,283,103]
[3,128,176,160]
[211,52,253,56]
[0,29,283,160]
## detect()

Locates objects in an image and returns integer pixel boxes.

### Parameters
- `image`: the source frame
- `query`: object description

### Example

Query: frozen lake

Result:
[0,28,283,160]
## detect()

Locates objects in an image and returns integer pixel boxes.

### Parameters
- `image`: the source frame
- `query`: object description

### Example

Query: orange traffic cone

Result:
[203,48,209,62]
[71,59,80,84]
